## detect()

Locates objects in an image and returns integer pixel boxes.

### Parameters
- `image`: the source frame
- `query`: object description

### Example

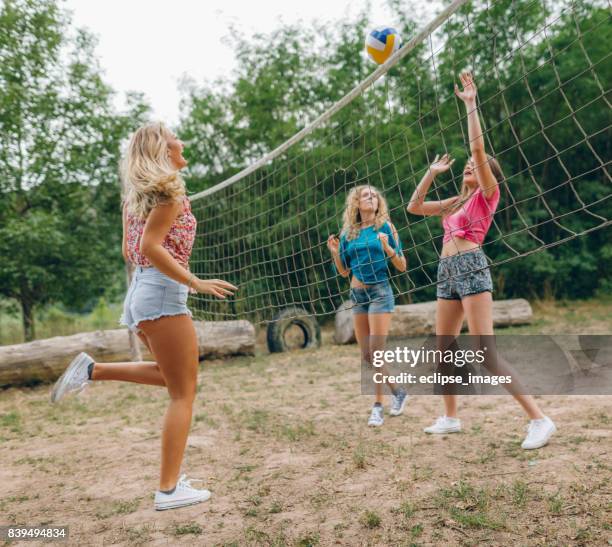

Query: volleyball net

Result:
[188,0,611,325]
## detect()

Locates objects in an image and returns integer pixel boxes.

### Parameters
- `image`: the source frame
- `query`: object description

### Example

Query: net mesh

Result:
[188,0,611,324]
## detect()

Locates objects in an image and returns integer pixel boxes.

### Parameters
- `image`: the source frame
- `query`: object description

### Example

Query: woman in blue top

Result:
[328,184,408,427]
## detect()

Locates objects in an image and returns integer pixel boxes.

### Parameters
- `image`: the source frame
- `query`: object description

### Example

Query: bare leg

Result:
[353,313,380,403]
[436,298,465,418]
[137,315,200,491]
[462,292,544,420]
[367,312,394,403]
[91,331,167,387]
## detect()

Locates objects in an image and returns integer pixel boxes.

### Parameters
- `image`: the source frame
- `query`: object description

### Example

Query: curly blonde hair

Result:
[121,121,186,219]
[341,184,391,240]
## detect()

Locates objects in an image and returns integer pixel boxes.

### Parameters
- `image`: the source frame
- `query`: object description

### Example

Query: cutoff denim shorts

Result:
[437,248,493,300]
[350,281,395,314]
[119,266,192,334]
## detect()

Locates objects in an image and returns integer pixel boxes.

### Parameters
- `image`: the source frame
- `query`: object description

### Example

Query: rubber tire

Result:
[266,306,321,353]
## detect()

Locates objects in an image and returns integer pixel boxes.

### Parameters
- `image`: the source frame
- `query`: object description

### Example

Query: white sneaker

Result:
[50,352,94,403]
[423,416,461,434]
[389,388,408,417]
[368,404,384,427]
[154,474,211,511]
[521,416,556,450]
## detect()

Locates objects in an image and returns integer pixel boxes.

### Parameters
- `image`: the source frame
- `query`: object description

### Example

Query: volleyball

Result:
[365,26,401,65]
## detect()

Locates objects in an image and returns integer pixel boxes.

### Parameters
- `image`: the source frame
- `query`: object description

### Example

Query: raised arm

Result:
[407,153,459,216]
[455,71,498,199]
[327,234,350,278]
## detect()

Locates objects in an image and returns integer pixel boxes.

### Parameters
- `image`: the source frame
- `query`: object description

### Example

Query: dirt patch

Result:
[0,301,610,546]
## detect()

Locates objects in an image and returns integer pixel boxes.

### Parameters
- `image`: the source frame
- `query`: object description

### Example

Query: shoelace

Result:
[177,474,204,491]
[525,420,547,437]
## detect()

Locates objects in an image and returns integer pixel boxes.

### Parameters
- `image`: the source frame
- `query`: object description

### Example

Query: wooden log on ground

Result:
[0,320,255,388]
[334,298,533,344]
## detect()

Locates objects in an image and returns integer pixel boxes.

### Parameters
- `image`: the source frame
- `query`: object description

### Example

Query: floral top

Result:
[126,196,197,267]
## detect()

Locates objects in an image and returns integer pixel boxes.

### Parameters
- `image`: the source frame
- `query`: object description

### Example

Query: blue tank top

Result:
[332,221,403,284]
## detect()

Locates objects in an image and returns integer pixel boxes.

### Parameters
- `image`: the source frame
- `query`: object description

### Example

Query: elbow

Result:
[470,142,486,155]
[140,241,157,260]
[406,203,417,214]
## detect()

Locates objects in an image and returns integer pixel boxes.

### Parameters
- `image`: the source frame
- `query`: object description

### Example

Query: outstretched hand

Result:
[429,153,455,176]
[455,71,478,104]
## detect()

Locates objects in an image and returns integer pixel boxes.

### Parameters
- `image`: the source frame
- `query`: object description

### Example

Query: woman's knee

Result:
[167,383,197,403]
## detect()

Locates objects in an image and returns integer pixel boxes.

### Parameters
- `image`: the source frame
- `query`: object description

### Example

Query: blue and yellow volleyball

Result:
[365,26,401,65]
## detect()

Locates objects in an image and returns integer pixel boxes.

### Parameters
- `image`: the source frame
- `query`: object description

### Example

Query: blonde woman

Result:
[51,122,238,509]
[328,185,408,426]
[407,72,555,449]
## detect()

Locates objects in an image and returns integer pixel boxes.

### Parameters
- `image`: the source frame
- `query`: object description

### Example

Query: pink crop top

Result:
[126,195,197,267]
[442,185,500,244]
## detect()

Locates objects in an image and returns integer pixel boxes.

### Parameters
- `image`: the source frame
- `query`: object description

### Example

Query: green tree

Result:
[0,0,148,341]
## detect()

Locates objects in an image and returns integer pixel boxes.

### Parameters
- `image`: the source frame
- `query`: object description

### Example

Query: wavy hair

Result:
[341,184,390,240]
[121,121,186,219]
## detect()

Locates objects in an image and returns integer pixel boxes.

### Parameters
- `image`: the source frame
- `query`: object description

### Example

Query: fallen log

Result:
[0,320,255,388]
[334,298,533,344]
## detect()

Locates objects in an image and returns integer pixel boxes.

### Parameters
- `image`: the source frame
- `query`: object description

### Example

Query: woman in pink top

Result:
[51,122,237,510]
[407,73,556,450]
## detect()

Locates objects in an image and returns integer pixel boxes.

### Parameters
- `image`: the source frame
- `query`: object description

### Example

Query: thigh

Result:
[436,298,464,336]
[367,312,392,358]
[462,291,494,335]
[353,313,371,360]
[138,315,199,399]
[368,312,392,336]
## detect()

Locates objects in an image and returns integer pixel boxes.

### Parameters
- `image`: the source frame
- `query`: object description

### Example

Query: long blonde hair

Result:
[121,122,186,219]
[444,155,504,216]
[341,184,390,240]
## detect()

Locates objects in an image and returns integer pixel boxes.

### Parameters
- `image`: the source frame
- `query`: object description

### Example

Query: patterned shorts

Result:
[437,248,493,300]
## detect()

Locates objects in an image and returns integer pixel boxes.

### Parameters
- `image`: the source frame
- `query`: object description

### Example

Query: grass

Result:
[172,522,203,536]
[94,498,142,519]
[361,510,382,529]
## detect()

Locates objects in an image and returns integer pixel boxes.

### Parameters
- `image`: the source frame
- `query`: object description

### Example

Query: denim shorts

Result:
[350,281,395,314]
[119,266,192,334]
[437,248,493,300]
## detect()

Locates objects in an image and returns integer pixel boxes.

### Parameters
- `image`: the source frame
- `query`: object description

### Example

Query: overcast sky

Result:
[65,0,440,125]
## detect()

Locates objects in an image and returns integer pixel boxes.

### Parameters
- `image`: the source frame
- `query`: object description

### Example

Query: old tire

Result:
[266,307,321,353]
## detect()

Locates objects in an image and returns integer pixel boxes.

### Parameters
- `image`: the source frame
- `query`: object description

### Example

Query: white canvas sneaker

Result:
[389,388,408,417]
[423,416,462,434]
[154,474,211,511]
[50,352,94,403]
[521,416,556,450]
[368,404,384,427]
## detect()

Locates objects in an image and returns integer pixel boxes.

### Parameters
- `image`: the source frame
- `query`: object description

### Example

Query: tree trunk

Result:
[0,320,256,388]
[20,295,35,342]
[334,298,533,344]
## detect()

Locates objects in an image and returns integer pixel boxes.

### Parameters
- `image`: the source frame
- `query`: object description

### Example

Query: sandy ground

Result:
[0,301,610,546]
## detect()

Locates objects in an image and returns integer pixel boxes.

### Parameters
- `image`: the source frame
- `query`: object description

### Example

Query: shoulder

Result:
[478,183,500,202]
[147,198,183,223]
[381,220,398,235]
